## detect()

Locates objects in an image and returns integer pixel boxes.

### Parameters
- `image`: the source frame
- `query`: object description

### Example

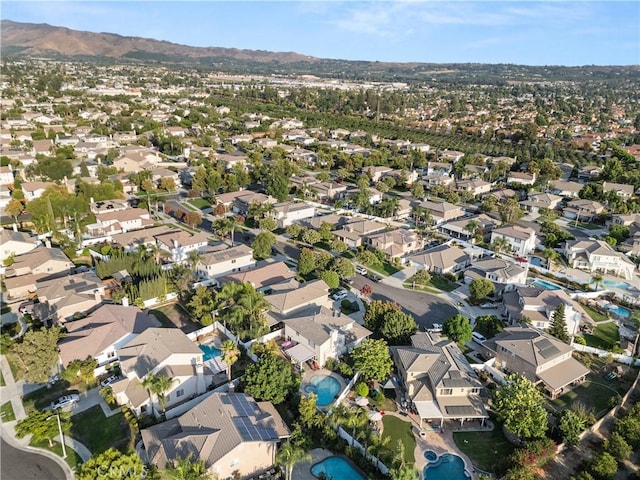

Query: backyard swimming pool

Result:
[199,343,221,361]
[304,375,341,406]
[530,279,561,290]
[601,279,632,291]
[603,303,631,319]
[423,451,470,480]
[311,456,365,480]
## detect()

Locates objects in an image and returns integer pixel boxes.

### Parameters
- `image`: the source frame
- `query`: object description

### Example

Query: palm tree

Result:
[220,340,240,381]
[591,272,604,291]
[142,373,175,416]
[229,286,270,339]
[275,440,311,480]
[464,219,481,242]
[167,454,210,480]
[490,236,511,255]
[542,247,560,271]
[147,242,169,265]
[186,249,202,271]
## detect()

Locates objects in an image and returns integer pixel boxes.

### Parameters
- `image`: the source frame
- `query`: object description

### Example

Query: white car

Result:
[100,375,121,387]
[355,265,368,275]
[331,290,349,301]
[427,323,443,333]
[51,394,79,410]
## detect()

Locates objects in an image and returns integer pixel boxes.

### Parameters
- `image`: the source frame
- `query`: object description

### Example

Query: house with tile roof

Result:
[283,307,371,368]
[392,332,488,428]
[490,225,537,256]
[562,199,605,222]
[112,327,216,417]
[87,207,154,237]
[603,182,635,199]
[480,326,589,399]
[366,228,423,260]
[154,230,209,263]
[270,201,315,229]
[57,304,160,368]
[463,257,528,292]
[4,246,73,278]
[564,239,636,280]
[141,393,289,478]
[217,262,296,293]
[0,226,40,262]
[195,244,256,281]
[265,279,331,318]
[407,244,475,275]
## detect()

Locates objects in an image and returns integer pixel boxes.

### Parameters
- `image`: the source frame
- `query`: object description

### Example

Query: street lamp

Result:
[47,413,67,458]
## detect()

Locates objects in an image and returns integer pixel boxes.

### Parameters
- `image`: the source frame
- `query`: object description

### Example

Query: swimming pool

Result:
[603,303,631,319]
[311,456,365,480]
[529,257,544,267]
[530,279,561,290]
[304,375,341,406]
[601,280,632,291]
[199,343,221,361]
[423,451,470,480]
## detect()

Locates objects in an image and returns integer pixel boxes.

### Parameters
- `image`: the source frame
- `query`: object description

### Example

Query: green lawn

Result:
[403,282,441,294]
[368,261,401,277]
[429,274,459,292]
[22,381,95,413]
[30,439,83,469]
[70,406,131,454]
[453,418,516,473]
[583,305,610,323]
[187,198,211,210]
[577,222,602,230]
[381,415,416,464]
[550,376,627,419]
[0,370,5,386]
[583,323,619,350]
[1,401,16,422]
[149,303,200,333]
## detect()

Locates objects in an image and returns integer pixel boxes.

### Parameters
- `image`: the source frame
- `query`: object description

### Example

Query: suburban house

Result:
[4,247,73,278]
[463,257,528,292]
[490,225,537,256]
[155,230,209,263]
[366,228,423,260]
[438,214,497,242]
[501,286,589,336]
[111,327,214,417]
[603,182,635,199]
[480,326,590,399]
[265,279,332,318]
[549,181,583,199]
[564,239,636,280]
[520,192,563,215]
[270,201,315,229]
[507,172,536,186]
[87,208,154,237]
[90,199,129,215]
[309,181,348,201]
[57,304,160,368]
[417,200,465,225]
[195,244,256,281]
[406,244,474,275]
[0,166,14,185]
[363,166,393,183]
[455,179,492,196]
[141,393,289,479]
[0,227,40,262]
[283,308,371,368]
[392,332,488,428]
[111,225,175,252]
[562,199,605,222]
[217,262,296,293]
[334,219,386,249]
[32,271,105,325]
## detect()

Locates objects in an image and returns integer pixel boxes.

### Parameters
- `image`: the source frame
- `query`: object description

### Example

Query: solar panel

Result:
[536,339,560,359]
[445,405,478,416]
[232,417,274,442]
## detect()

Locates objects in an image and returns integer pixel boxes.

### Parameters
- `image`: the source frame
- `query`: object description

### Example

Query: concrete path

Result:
[69,386,122,418]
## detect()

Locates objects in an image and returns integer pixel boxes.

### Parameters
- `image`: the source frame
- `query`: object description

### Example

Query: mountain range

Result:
[2,19,639,83]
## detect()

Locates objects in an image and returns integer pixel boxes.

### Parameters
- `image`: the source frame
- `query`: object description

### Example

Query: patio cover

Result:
[414,400,443,420]
[286,343,316,364]
[537,358,590,392]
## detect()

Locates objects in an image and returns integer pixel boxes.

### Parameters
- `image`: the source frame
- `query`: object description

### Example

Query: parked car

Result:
[368,273,381,282]
[331,290,349,301]
[427,323,443,333]
[51,394,79,410]
[355,265,368,275]
[100,375,121,387]
[18,301,34,314]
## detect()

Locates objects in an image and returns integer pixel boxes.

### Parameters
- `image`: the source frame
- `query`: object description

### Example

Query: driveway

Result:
[352,275,458,329]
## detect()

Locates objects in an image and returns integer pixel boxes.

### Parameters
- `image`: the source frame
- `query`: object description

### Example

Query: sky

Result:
[2,1,639,66]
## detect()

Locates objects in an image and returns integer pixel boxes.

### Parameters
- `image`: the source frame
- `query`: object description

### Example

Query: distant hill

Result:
[2,19,639,83]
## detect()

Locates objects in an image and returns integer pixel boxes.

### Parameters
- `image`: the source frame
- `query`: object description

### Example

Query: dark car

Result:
[368,273,381,282]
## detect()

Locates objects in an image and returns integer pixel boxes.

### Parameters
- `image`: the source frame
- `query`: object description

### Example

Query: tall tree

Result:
[351,338,393,382]
[548,303,569,342]
[469,278,495,303]
[542,248,560,270]
[220,340,240,381]
[297,248,316,276]
[75,448,146,480]
[242,354,297,405]
[275,440,312,480]
[493,374,548,440]
[142,373,175,415]
[443,314,473,344]
[251,231,276,259]
[15,410,71,447]
[11,327,61,384]
[187,285,216,326]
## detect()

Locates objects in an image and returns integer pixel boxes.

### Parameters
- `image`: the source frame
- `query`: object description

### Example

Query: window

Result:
[231,259,236,264]
[176,389,185,398]
[471,388,480,394]
[107,351,116,358]
[440,388,452,396]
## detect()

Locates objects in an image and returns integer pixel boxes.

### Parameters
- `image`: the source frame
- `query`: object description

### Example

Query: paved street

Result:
[351,274,458,329]
[1,439,67,480]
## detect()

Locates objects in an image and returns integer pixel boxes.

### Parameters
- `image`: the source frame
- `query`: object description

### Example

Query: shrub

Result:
[354,382,369,397]
[341,299,352,312]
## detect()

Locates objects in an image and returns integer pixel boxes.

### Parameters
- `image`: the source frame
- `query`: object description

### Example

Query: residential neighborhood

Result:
[1,23,640,480]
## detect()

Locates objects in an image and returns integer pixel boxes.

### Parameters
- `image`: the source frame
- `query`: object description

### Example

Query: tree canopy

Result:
[242,354,298,404]
[493,374,548,440]
[75,448,146,480]
[350,338,393,382]
[443,314,473,344]
[11,327,61,383]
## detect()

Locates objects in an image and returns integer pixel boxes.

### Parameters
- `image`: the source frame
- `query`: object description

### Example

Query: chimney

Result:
[45,239,51,248]
[122,296,129,307]
[94,289,102,303]
[12,223,17,232]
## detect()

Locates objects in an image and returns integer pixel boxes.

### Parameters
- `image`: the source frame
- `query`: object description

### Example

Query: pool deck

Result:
[292,448,332,480]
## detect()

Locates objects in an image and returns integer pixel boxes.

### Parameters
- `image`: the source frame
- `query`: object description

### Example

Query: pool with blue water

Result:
[311,456,365,480]
[199,344,221,361]
[601,279,632,291]
[423,451,470,480]
[304,375,341,406]
[530,279,561,290]
[603,303,631,319]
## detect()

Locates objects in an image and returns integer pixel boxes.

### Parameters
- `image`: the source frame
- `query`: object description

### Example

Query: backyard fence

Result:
[572,343,640,366]
[333,372,359,407]
[336,426,390,475]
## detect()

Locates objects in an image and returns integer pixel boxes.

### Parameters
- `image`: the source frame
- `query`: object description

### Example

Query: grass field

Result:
[71,405,131,454]
[583,305,610,323]
[30,439,83,469]
[453,419,516,473]
[550,376,627,419]
[381,415,416,464]
[149,303,200,334]
[583,323,619,350]
[1,401,16,422]
[187,198,211,210]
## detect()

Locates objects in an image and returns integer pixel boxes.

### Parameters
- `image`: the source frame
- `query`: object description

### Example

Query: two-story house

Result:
[366,228,423,260]
[334,219,386,249]
[0,226,39,262]
[463,257,528,293]
[87,208,154,237]
[265,279,332,318]
[417,200,465,225]
[406,244,474,275]
[4,246,73,278]
[480,326,589,398]
[155,230,209,263]
[270,201,315,229]
[490,225,537,256]
[196,244,256,281]
[392,332,488,429]
[564,239,635,280]
[562,199,605,222]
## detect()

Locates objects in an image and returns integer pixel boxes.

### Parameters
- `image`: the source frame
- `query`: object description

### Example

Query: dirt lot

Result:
[149,302,200,333]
